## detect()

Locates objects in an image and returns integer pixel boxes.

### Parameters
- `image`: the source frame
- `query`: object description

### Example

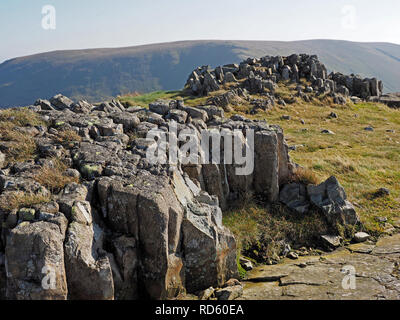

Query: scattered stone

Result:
[215,285,243,301]
[364,126,374,132]
[320,235,342,249]
[373,188,390,198]
[287,252,299,260]
[353,232,370,243]
[223,278,242,288]
[308,176,359,227]
[280,183,309,214]
[239,258,254,271]
[198,287,215,300]
[321,129,335,134]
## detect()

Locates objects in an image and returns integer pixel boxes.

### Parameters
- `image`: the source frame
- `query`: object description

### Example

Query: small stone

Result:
[287,252,299,260]
[328,112,338,119]
[281,115,291,120]
[0,151,6,169]
[364,126,374,132]
[65,168,81,179]
[222,278,241,288]
[300,119,306,124]
[375,216,388,223]
[239,258,253,271]
[321,235,342,248]
[215,285,243,301]
[198,287,215,300]
[354,232,370,243]
[382,223,396,235]
[321,129,335,135]
[374,188,390,198]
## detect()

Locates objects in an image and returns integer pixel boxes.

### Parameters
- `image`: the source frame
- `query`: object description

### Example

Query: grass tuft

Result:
[33,158,79,193]
[0,191,51,212]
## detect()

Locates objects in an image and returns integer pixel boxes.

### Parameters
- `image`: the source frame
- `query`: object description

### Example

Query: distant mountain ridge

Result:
[1,39,400,107]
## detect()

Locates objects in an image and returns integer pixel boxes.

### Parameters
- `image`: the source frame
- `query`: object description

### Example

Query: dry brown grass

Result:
[0,108,45,163]
[0,108,46,127]
[55,129,82,146]
[291,167,320,185]
[0,191,51,212]
[34,158,79,192]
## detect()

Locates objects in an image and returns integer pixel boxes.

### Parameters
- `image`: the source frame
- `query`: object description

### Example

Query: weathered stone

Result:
[307,177,359,227]
[254,131,279,202]
[198,287,215,300]
[320,234,342,248]
[64,221,114,300]
[239,258,254,271]
[215,285,243,300]
[112,235,139,300]
[50,94,74,110]
[353,232,370,243]
[280,183,309,214]
[5,221,68,300]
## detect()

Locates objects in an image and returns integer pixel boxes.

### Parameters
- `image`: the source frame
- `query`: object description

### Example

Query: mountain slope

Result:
[1,39,399,107]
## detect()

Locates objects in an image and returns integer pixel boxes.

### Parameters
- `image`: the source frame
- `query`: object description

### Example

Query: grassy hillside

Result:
[1,40,400,107]
[119,87,400,238]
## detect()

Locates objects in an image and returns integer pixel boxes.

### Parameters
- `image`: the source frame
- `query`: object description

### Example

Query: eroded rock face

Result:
[308,176,359,226]
[280,176,359,228]
[5,221,68,300]
[64,222,114,300]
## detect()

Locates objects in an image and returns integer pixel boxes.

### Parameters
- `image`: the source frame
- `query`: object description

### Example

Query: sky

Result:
[0,0,399,63]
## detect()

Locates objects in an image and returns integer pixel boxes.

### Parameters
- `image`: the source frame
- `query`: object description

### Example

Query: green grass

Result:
[223,204,331,263]
[118,89,224,108]
[118,91,181,108]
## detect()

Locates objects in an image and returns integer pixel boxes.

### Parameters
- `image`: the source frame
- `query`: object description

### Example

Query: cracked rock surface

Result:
[240,234,400,300]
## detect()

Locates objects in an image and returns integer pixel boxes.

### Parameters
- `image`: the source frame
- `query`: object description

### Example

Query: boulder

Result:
[5,221,68,300]
[308,176,359,226]
[320,234,342,249]
[64,221,114,300]
[50,94,74,111]
[354,232,370,243]
[149,100,173,116]
[280,183,309,214]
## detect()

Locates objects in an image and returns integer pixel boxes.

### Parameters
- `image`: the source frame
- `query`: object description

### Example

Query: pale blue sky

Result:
[0,0,399,63]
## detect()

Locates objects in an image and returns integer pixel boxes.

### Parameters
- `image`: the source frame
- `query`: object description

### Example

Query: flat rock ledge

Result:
[240,234,400,300]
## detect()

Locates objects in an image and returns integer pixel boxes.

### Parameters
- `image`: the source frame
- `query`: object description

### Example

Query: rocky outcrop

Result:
[280,176,359,228]
[0,92,296,300]
[0,54,363,300]
[376,92,400,108]
[185,54,384,103]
